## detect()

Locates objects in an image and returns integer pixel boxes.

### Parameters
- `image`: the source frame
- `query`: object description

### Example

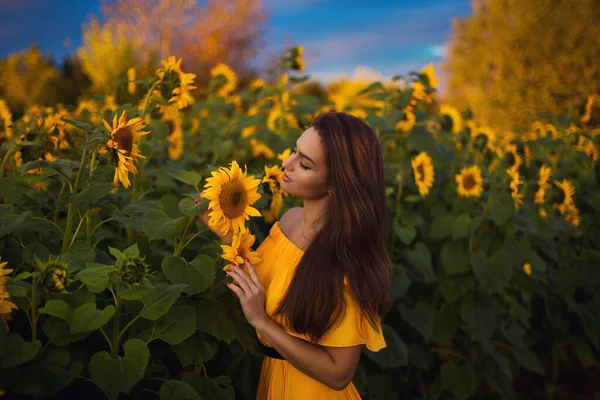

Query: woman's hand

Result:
[225,258,268,329]
[195,192,233,244]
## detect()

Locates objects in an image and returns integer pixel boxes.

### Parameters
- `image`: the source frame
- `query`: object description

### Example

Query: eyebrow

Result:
[295,141,315,164]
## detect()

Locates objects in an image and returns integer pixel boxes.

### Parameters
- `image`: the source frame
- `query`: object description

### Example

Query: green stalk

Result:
[30,276,39,341]
[61,149,88,254]
[111,298,121,358]
[174,217,196,257]
[0,145,17,177]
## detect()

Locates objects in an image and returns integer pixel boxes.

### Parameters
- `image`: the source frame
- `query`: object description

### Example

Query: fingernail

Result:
[245,258,250,263]
[226,282,231,285]
[225,269,231,273]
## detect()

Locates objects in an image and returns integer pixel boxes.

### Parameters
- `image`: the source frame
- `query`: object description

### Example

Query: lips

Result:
[282,173,292,182]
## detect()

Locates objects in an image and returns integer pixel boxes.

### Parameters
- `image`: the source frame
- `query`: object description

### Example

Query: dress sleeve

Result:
[314,286,387,352]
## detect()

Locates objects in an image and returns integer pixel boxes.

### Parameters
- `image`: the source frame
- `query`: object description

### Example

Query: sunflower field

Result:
[0,47,599,400]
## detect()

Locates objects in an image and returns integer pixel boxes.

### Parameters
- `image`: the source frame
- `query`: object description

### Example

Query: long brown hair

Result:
[273,112,393,344]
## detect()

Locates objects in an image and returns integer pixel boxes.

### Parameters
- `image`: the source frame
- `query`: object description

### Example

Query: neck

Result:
[301,195,329,237]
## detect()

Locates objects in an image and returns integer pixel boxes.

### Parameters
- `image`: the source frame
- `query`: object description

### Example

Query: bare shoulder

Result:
[279,207,303,233]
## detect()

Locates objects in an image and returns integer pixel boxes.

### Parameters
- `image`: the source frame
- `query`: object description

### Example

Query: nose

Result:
[282,154,293,171]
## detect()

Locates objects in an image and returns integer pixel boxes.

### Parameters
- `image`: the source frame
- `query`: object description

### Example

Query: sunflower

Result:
[277,148,292,162]
[156,55,182,79]
[411,152,435,196]
[455,165,484,198]
[507,168,524,210]
[250,138,275,159]
[471,126,496,152]
[203,161,262,236]
[0,99,13,140]
[263,191,284,223]
[250,79,266,90]
[421,63,439,88]
[581,94,594,123]
[439,105,463,134]
[160,105,184,161]
[395,110,416,132]
[220,228,262,273]
[564,203,581,227]
[210,63,238,97]
[0,257,18,324]
[530,121,545,139]
[504,144,522,171]
[534,165,553,205]
[553,179,576,215]
[102,110,149,188]
[523,262,532,276]
[170,70,197,109]
[290,45,305,72]
[544,124,558,139]
[127,67,136,95]
[267,107,297,135]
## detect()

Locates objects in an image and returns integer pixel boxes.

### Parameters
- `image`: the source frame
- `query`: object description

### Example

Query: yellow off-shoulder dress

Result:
[253,222,387,400]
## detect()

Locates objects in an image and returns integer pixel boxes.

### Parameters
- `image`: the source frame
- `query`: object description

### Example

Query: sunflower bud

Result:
[120,257,150,285]
[42,261,69,292]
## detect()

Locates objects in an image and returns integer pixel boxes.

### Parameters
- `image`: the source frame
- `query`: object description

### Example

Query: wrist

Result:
[252,315,273,332]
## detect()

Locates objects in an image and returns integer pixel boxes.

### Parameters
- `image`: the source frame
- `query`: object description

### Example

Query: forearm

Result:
[254,317,344,391]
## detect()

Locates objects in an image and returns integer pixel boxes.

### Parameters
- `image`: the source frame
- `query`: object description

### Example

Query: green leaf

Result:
[38,299,72,321]
[511,345,545,375]
[122,243,141,258]
[404,242,436,283]
[162,255,215,296]
[142,209,189,241]
[363,324,408,368]
[72,182,115,205]
[173,333,220,367]
[488,195,514,226]
[390,265,411,303]
[437,268,476,302]
[452,213,472,240]
[398,302,434,342]
[440,361,477,400]
[89,339,150,394]
[42,318,89,346]
[121,200,163,217]
[472,249,513,294]
[195,298,237,343]
[441,241,471,275]
[429,214,455,239]
[181,374,235,400]
[140,306,196,345]
[140,283,188,320]
[460,296,496,343]
[432,305,459,344]
[408,343,430,370]
[69,303,115,334]
[0,210,33,238]
[167,170,202,188]
[393,220,416,245]
[179,197,208,217]
[61,117,93,131]
[0,333,42,368]
[159,380,201,400]
[120,281,153,300]
[76,263,116,293]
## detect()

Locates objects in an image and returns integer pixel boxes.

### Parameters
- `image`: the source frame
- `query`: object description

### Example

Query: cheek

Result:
[283,170,327,198]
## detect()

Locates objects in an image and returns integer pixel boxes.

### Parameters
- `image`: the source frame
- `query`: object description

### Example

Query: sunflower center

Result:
[474,134,488,150]
[505,152,515,167]
[262,181,273,195]
[553,188,565,205]
[441,115,453,131]
[219,180,248,219]
[417,164,425,180]
[463,173,476,190]
[113,127,133,156]
[166,120,176,137]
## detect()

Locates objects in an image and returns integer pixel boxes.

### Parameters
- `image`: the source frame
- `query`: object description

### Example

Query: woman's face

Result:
[280,127,330,200]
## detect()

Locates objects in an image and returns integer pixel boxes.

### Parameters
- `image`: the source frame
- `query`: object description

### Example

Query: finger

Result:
[227,265,252,294]
[233,264,257,293]
[245,258,263,290]
[226,281,243,297]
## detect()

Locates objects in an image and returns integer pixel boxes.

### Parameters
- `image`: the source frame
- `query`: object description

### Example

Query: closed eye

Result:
[291,148,311,170]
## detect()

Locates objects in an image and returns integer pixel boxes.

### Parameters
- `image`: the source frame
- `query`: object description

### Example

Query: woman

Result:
[199,112,392,399]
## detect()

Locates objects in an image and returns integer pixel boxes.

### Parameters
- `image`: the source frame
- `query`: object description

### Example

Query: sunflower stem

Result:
[174,217,195,257]
[0,144,17,178]
[61,149,88,254]
[30,274,39,342]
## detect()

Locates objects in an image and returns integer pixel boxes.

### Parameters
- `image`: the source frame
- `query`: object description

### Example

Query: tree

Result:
[0,45,58,114]
[442,0,600,131]
[98,0,268,88]
[78,17,139,95]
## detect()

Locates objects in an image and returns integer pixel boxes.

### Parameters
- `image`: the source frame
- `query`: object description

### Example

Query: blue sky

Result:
[0,0,472,90]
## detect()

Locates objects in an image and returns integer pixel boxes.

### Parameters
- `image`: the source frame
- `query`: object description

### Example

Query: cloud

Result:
[428,44,448,58]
